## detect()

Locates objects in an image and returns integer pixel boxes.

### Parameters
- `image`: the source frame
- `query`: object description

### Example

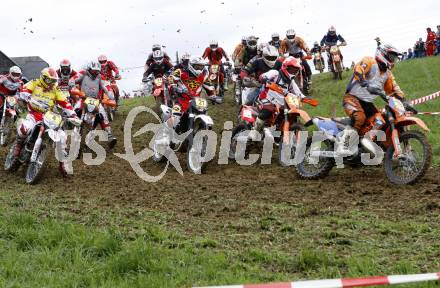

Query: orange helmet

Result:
[281,57,301,79]
[98,55,108,65]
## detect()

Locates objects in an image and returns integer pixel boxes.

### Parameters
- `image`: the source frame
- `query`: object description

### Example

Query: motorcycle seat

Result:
[331,117,352,128]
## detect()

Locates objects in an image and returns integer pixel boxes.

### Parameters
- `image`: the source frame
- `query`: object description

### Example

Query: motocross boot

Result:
[248,118,265,141]
[13,136,26,158]
[105,127,117,149]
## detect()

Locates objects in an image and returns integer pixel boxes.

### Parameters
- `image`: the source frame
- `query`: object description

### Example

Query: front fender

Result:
[395,116,430,132]
[194,114,214,128]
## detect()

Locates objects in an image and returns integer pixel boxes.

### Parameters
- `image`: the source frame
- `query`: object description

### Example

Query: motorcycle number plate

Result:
[154,78,163,86]
[241,108,255,123]
[44,111,62,126]
[286,94,300,107]
[6,96,17,106]
[84,97,100,107]
[195,98,208,109]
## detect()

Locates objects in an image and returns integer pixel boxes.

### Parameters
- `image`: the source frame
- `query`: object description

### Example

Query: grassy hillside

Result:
[0,57,440,288]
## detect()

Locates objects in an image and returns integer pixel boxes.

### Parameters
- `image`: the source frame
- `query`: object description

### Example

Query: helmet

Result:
[241,36,247,44]
[181,52,191,66]
[328,26,336,36]
[152,44,162,51]
[60,59,71,76]
[375,44,402,69]
[281,57,301,80]
[313,41,319,46]
[153,50,164,64]
[271,32,280,41]
[246,36,258,50]
[98,55,108,66]
[87,61,101,79]
[188,57,206,77]
[257,42,268,54]
[286,29,296,42]
[9,66,22,82]
[262,45,279,68]
[40,67,59,88]
[210,40,218,51]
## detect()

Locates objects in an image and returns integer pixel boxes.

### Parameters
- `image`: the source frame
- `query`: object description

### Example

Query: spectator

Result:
[425,27,437,56]
[402,52,408,60]
[407,48,414,59]
[436,25,440,55]
[414,38,425,58]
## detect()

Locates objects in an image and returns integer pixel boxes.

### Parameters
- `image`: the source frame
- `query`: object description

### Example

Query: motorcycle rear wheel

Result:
[295,136,335,179]
[384,131,432,185]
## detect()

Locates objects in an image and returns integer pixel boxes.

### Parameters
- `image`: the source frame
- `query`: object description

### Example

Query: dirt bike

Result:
[328,45,344,80]
[203,64,225,104]
[4,99,82,184]
[0,95,19,146]
[73,92,117,150]
[151,75,172,107]
[313,51,325,73]
[232,67,243,106]
[291,52,312,95]
[103,75,121,122]
[296,92,432,185]
[229,82,318,165]
[152,80,214,174]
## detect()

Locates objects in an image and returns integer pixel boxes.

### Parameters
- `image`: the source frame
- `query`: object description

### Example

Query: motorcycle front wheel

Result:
[25,143,48,185]
[187,123,210,174]
[4,140,20,172]
[384,131,432,185]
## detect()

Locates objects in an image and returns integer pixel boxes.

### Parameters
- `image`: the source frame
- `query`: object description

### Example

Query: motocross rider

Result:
[157,57,213,145]
[70,61,117,148]
[280,29,312,84]
[240,45,282,105]
[269,33,281,50]
[98,55,120,104]
[248,57,306,141]
[146,44,171,68]
[320,26,347,71]
[232,36,247,65]
[202,40,230,90]
[57,59,78,92]
[338,44,404,154]
[310,41,325,69]
[14,68,78,175]
[142,50,174,81]
[0,66,23,115]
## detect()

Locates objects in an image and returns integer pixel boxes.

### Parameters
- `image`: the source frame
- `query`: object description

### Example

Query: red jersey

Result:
[202,47,228,65]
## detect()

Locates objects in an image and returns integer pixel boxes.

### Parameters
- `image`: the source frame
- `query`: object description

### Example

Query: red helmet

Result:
[281,57,301,79]
[60,59,71,76]
[98,55,108,65]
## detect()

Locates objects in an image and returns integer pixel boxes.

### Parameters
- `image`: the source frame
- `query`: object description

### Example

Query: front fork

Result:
[30,126,45,163]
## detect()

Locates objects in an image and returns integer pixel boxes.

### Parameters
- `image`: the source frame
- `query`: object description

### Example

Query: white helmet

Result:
[87,61,101,79]
[9,66,22,82]
[152,44,162,51]
[286,29,296,42]
[210,40,218,51]
[153,50,164,64]
[246,36,258,50]
[181,52,191,61]
[188,57,206,76]
[241,36,247,44]
[262,45,279,68]
[328,26,336,36]
[271,32,280,40]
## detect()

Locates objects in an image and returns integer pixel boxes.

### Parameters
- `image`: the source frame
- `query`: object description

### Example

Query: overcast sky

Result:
[1,0,439,92]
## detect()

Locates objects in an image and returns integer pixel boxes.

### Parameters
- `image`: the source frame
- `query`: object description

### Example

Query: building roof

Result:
[10,56,49,81]
[0,51,18,75]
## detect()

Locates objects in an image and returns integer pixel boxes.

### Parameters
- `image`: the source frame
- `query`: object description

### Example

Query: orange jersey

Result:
[347,56,404,102]
[279,36,310,56]
[232,43,244,61]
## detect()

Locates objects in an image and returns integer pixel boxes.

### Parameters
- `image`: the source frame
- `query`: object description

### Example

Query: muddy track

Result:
[0,96,439,229]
